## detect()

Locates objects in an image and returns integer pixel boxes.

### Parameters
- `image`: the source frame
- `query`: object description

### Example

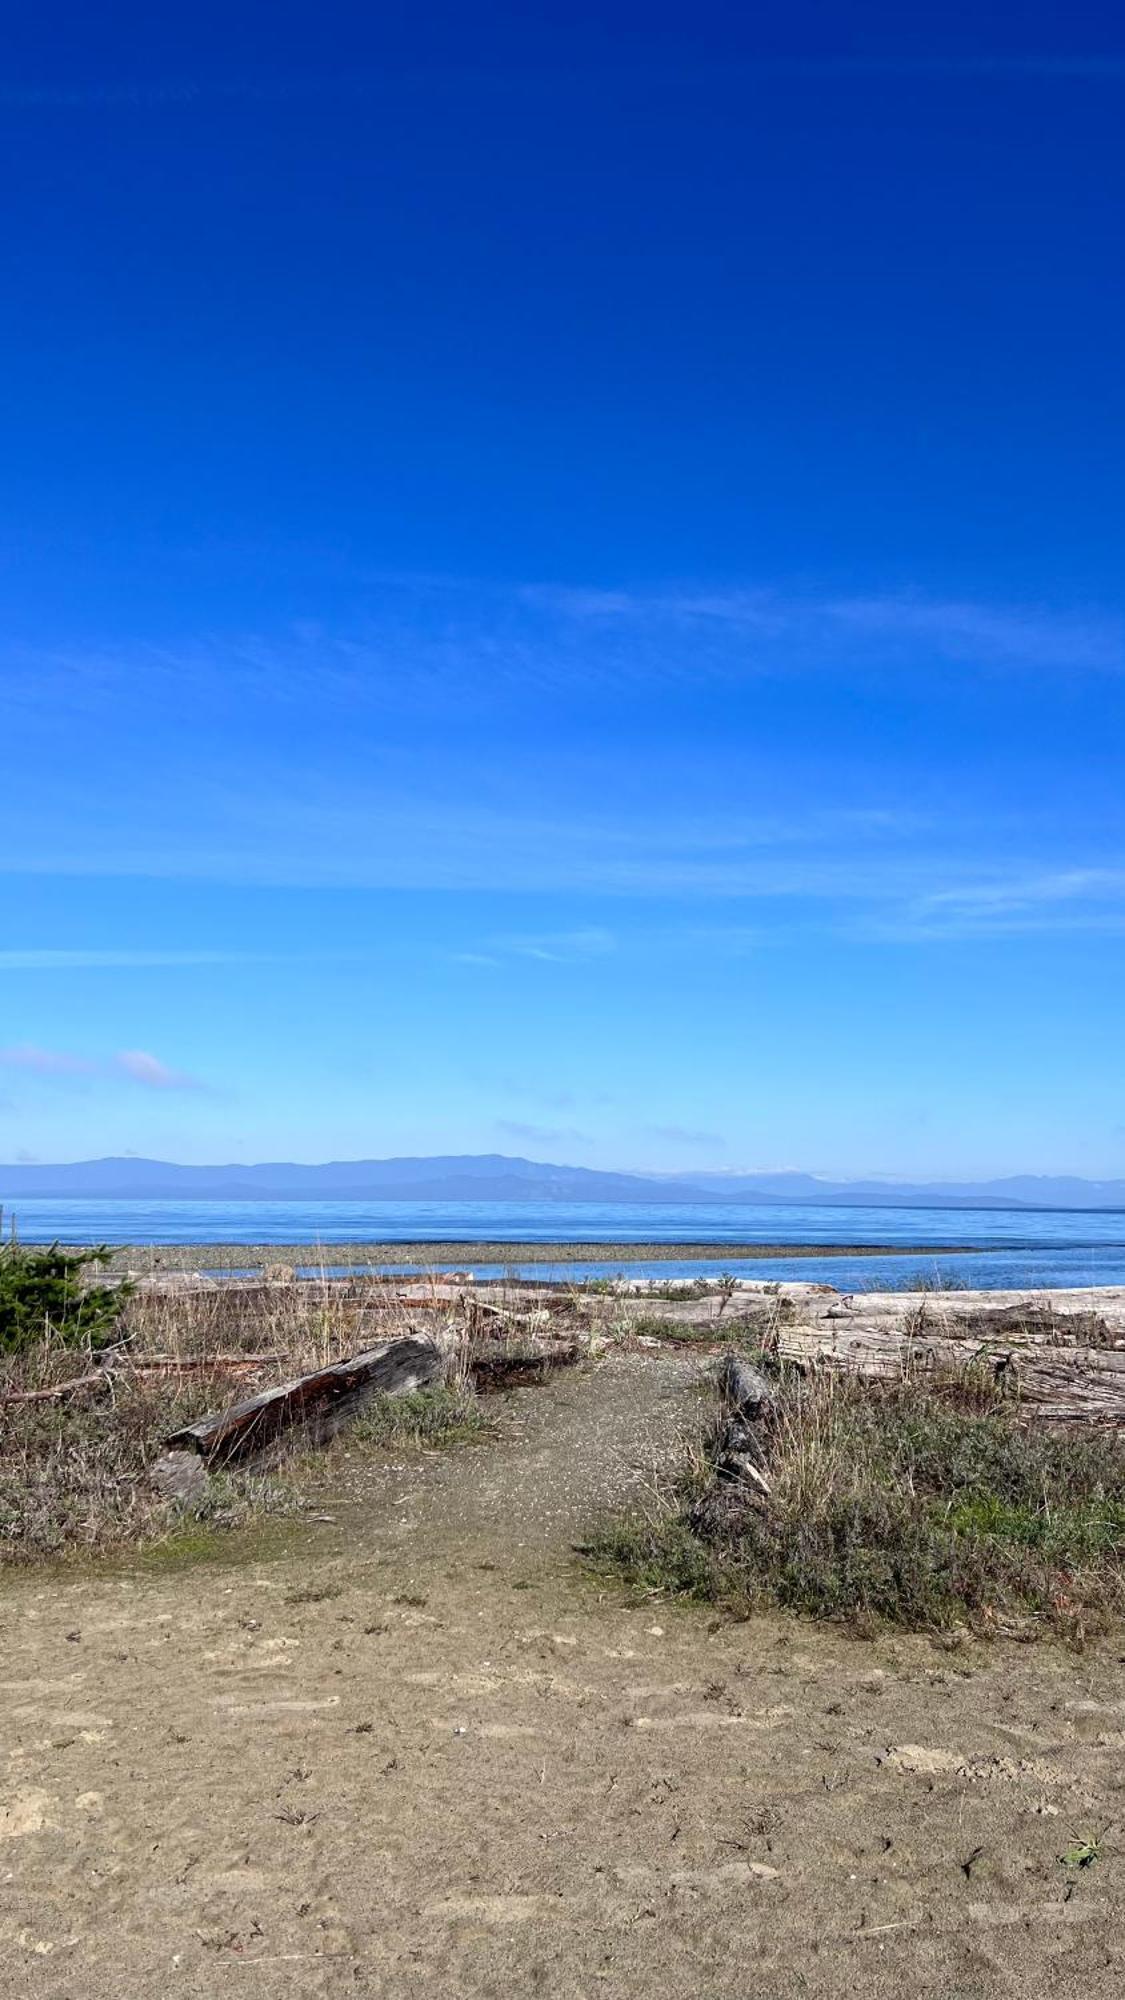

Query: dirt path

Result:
[2,1355,1124,1998]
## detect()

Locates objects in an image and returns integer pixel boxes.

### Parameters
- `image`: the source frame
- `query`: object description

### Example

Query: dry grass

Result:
[0,1358,293,1564]
[0,1274,502,1568]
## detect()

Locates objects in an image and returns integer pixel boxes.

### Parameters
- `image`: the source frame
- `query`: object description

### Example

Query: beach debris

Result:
[691,1353,776,1537]
[771,1291,1125,1426]
[164,1334,444,1464]
[0,1351,292,1406]
[467,1335,583,1392]
[1,1369,112,1406]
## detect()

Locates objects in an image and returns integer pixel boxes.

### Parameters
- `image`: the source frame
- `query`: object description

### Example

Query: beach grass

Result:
[586,1363,1125,1641]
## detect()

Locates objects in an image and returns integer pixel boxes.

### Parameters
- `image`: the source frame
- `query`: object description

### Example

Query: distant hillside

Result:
[1,1154,1124,1209]
[0,1154,714,1204]
[676,1171,1125,1210]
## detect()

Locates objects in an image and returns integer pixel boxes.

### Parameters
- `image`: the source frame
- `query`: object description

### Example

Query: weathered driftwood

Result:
[468,1336,582,1391]
[164,1335,443,1463]
[714,1355,774,1495]
[130,1351,292,1368]
[0,1351,296,1408]
[767,1289,1125,1428]
[1,1369,111,1407]
[718,1354,775,1418]
[691,1356,775,1536]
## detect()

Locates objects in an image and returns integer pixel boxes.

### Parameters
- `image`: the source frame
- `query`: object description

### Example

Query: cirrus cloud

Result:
[0,1044,206,1091]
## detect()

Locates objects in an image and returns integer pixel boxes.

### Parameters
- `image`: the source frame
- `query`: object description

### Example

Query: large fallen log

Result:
[770,1289,1125,1428]
[690,1356,775,1537]
[164,1335,444,1463]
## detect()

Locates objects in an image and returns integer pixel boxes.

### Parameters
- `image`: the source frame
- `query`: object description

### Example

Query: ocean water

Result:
[5,1196,1125,1290]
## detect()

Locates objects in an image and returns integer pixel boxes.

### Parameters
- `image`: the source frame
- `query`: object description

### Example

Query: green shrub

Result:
[587,1369,1125,1639]
[0,1239,132,1355]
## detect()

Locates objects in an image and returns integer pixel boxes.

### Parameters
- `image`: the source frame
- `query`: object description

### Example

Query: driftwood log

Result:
[0,1369,111,1407]
[164,1334,443,1463]
[467,1335,582,1391]
[690,1355,776,1537]
[761,1288,1125,1428]
[600,1284,1125,1429]
[0,1352,298,1407]
[714,1354,775,1494]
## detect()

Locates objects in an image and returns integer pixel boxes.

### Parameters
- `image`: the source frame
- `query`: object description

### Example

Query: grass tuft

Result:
[347,1383,493,1450]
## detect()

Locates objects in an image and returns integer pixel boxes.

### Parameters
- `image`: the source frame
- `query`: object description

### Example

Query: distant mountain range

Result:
[2,1154,1125,1210]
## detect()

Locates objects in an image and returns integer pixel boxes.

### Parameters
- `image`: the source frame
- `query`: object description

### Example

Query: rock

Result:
[150,1451,209,1507]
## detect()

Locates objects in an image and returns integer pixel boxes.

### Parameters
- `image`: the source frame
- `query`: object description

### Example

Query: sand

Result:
[2,1353,1122,1998]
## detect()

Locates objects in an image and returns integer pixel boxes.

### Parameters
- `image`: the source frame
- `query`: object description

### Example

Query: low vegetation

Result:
[347,1383,493,1450]
[587,1362,1125,1640]
[0,1369,289,1563]
[0,1270,495,1568]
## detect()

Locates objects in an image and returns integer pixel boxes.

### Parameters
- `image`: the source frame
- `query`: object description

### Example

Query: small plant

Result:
[0,1238,132,1355]
[1059,1829,1107,1871]
[348,1383,492,1450]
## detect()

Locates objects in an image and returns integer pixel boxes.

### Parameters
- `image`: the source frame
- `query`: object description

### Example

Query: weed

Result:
[1059,1830,1107,1870]
[0,1272,489,1566]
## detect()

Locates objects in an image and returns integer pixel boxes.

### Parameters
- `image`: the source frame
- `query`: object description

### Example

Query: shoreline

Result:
[97,1237,985,1273]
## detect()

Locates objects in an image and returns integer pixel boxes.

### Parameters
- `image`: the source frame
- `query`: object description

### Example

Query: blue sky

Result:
[3,2,1124,1177]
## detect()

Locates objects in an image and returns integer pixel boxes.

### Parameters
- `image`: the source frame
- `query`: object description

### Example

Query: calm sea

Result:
[5,1196,1125,1290]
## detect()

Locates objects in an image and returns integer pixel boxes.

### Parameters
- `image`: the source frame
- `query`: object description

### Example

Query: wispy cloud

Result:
[8,582,1122,742]
[0,1043,95,1076]
[863,867,1125,940]
[531,583,1125,676]
[0,1045,207,1091]
[0,948,285,970]
[490,927,616,964]
[922,867,1125,914]
[494,1119,594,1148]
[4,577,1123,936]
[6,772,1123,940]
[114,1049,204,1091]
[824,597,1124,673]
[641,1124,726,1150]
